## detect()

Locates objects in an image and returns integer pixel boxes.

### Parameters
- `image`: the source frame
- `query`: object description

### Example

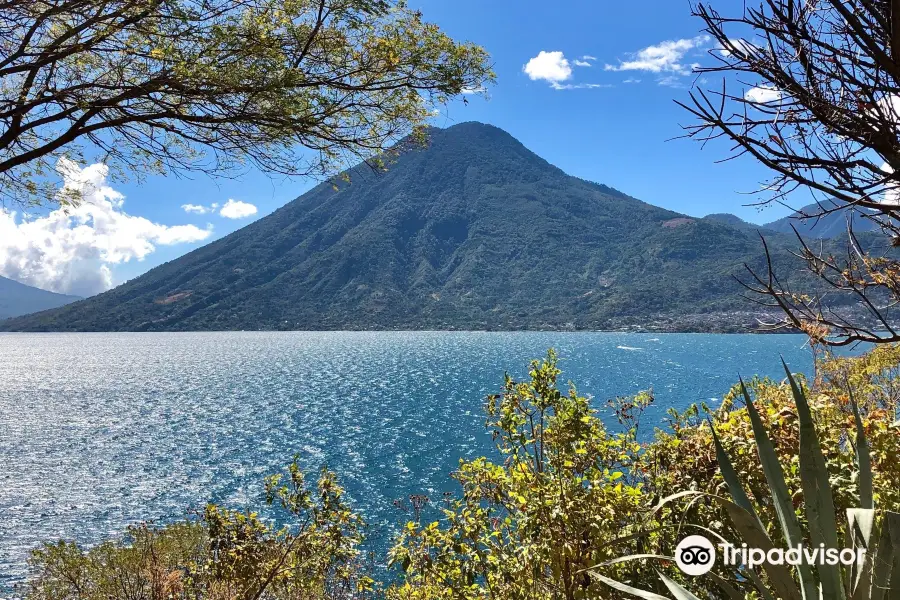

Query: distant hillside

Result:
[701,213,773,233]
[1,122,829,333]
[762,201,880,238]
[0,276,81,320]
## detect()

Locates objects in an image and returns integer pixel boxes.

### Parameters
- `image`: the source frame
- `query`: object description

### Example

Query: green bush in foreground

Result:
[592,362,900,600]
[23,348,900,600]
[26,464,373,600]
[386,350,648,599]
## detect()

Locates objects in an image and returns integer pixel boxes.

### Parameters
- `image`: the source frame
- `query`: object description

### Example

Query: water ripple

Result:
[0,331,823,589]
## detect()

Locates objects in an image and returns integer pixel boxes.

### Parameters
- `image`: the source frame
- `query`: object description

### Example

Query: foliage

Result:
[25,460,375,600]
[20,347,900,600]
[0,0,493,207]
[643,371,900,546]
[594,356,900,600]
[388,347,900,600]
[386,350,647,600]
[0,122,858,332]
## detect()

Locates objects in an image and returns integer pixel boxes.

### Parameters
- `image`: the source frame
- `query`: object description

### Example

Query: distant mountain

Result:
[701,213,763,232]
[0,276,81,320]
[762,201,880,238]
[1,122,824,333]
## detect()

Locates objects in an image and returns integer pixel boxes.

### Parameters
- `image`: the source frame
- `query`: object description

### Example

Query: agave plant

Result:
[590,360,900,600]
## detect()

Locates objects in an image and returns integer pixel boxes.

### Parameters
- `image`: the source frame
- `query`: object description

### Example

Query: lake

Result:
[0,331,833,589]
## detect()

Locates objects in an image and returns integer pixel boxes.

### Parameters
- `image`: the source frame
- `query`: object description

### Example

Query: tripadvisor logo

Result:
[674,535,866,576]
[675,535,716,575]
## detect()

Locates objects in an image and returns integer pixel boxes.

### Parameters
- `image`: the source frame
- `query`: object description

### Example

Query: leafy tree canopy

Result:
[0,0,493,206]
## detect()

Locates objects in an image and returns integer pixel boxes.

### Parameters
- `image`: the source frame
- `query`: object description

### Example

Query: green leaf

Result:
[589,571,671,600]
[717,497,804,600]
[706,571,747,600]
[658,571,703,600]
[651,490,705,513]
[869,511,900,600]
[709,418,761,524]
[848,389,873,510]
[743,566,779,600]
[783,359,845,600]
[847,509,876,599]
[741,378,817,600]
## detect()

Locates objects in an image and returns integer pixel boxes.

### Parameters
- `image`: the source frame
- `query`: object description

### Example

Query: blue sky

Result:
[1,0,791,297]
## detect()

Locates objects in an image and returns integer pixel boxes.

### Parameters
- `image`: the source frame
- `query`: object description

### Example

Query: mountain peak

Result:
[1,123,799,332]
[442,121,518,139]
[0,275,81,320]
[762,202,879,238]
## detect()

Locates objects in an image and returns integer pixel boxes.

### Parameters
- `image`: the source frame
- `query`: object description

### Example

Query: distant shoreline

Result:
[0,326,802,334]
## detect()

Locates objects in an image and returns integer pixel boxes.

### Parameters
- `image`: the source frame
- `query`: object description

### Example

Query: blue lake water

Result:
[0,331,836,588]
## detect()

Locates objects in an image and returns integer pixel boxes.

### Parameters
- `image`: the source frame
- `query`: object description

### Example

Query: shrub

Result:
[593,361,900,600]
[23,347,900,600]
[386,350,648,600]
[25,461,374,600]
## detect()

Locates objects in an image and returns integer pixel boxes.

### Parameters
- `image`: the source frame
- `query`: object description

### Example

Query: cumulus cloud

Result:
[880,162,900,206]
[523,51,608,90]
[719,38,759,58]
[181,202,220,215]
[605,35,709,76]
[524,51,573,86]
[0,159,212,297]
[219,199,258,219]
[745,85,783,103]
[581,55,597,61]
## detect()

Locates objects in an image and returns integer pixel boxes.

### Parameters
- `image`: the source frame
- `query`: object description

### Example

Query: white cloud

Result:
[182,202,221,215]
[524,51,572,85]
[461,86,485,95]
[880,162,900,206]
[605,35,709,75]
[582,55,597,61]
[623,77,641,84]
[745,85,783,103]
[219,199,258,219]
[657,75,687,88]
[719,38,759,58]
[0,159,212,297]
[873,94,900,125]
[552,83,613,90]
[523,51,609,90]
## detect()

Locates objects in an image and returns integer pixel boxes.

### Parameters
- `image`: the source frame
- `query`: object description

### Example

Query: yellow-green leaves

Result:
[0,0,493,207]
[388,350,648,600]
[27,462,371,599]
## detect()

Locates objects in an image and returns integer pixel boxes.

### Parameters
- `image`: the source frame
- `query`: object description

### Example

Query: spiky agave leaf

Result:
[591,361,898,600]
[782,360,846,600]
[741,377,817,600]
[847,388,873,510]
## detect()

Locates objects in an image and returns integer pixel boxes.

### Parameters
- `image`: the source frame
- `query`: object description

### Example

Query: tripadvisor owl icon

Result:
[675,535,716,576]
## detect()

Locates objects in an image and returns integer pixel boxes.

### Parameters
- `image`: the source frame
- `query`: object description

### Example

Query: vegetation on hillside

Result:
[0,123,863,333]
[592,357,900,600]
[23,346,900,599]
[684,0,900,346]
